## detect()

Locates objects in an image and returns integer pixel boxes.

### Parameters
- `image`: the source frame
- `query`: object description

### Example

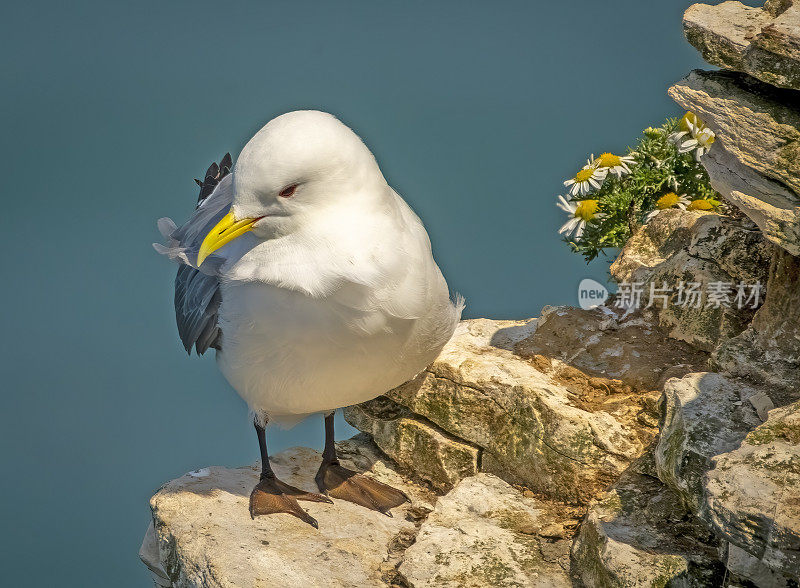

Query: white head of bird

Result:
[197,111,386,266]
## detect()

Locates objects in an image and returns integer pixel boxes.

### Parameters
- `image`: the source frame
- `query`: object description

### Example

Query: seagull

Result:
[155,111,463,528]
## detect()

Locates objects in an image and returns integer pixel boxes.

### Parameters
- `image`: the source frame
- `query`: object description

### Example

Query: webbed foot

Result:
[249,475,332,528]
[315,462,409,516]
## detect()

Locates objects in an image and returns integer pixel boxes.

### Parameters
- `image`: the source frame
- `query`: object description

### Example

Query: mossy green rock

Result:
[399,474,573,587]
[610,209,771,350]
[655,372,762,518]
[715,247,800,399]
[705,400,800,580]
[683,1,800,91]
[343,396,480,491]
[572,472,724,587]
[349,315,669,504]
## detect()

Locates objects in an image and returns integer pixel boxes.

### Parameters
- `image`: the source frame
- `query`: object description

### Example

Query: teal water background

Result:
[0,1,718,585]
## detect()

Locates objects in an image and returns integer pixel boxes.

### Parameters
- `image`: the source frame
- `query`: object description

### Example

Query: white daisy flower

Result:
[592,152,636,178]
[669,112,716,161]
[557,196,604,240]
[645,192,690,221]
[563,162,607,196]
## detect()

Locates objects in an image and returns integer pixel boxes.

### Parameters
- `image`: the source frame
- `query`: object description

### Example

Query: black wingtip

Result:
[220,153,232,176]
[205,162,219,181]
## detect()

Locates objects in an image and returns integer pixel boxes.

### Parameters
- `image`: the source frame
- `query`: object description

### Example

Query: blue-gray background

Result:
[0,1,723,585]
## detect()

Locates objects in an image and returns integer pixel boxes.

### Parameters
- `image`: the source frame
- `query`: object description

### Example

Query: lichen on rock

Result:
[572,472,726,587]
[398,474,575,588]
[346,310,705,505]
[610,208,771,350]
[683,0,800,91]
[654,372,763,518]
[705,401,800,580]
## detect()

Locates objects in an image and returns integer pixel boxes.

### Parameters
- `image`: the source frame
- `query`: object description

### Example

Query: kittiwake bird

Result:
[154,110,463,528]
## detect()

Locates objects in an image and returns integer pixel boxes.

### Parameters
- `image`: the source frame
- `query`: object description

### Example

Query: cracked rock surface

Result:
[346,310,706,505]
[668,69,800,255]
[706,400,800,579]
[142,437,434,588]
[399,474,575,588]
[610,208,771,350]
[683,0,800,91]
[141,438,581,588]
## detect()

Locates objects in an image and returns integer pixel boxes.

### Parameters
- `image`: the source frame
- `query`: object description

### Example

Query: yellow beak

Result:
[196,210,262,267]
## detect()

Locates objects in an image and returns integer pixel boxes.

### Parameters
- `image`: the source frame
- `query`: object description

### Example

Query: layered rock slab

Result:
[683,0,800,91]
[348,311,707,504]
[143,437,434,588]
[701,144,800,255]
[572,472,724,587]
[610,208,771,350]
[655,372,763,517]
[706,400,800,580]
[668,69,800,255]
[398,474,574,588]
[668,68,800,195]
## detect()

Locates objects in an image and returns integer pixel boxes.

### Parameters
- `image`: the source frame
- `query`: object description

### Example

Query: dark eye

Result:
[278,184,297,198]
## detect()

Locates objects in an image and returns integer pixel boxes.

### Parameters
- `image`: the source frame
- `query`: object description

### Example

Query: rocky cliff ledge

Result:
[142,2,800,586]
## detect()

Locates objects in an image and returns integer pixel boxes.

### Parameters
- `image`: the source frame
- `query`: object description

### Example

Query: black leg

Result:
[322,411,338,465]
[315,410,409,515]
[249,418,331,527]
[254,420,275,480]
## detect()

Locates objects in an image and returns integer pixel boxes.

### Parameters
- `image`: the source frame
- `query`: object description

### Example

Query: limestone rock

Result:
[572,472,724,588]
[344,395,480,492]
[701,143,800,255]
[398,474,574,587]
[514,305,709,392]
[705,400,800,580]
[610,208,771,349]
[145,436,434,588]
[348,312,705,504]
[724,543,795,588]
[683,1,800,91]
[715,247,800,400]
[668,69,800,197]
[140,521,172,587]
[654,372,762,517]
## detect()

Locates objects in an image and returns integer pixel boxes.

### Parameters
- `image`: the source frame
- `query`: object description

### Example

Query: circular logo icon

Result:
[577,278,609,310]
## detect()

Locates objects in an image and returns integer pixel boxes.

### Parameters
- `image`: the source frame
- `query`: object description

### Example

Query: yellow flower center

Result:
[574,199,599,221]
[656,192,680,209]
[697,129,716,146]
[679,111,705,133]
[596,153,622,168]
[687,199,714,211]
[574,168,594,183]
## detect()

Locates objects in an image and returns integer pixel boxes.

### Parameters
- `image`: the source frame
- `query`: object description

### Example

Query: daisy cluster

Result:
[556,112,722,261]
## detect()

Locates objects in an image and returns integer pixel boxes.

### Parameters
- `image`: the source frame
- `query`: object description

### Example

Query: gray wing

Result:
[174,264,222,354]
[154,154,232,355]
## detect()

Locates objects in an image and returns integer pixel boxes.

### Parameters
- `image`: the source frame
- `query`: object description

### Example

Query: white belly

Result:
[215,281,455,417]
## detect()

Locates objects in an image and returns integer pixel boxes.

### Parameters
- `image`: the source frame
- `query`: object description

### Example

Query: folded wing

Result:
[153,155,232,354]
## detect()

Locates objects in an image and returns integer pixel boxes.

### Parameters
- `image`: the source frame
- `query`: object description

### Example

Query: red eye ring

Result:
[278,184,298,198]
